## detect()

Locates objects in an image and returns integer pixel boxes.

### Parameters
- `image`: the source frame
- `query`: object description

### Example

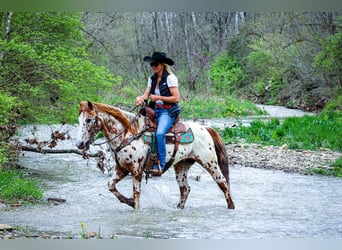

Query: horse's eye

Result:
[85,118,92,123]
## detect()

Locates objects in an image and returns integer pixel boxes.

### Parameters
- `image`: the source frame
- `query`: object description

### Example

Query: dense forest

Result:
[81,12,342,110]
[0,12,341,168]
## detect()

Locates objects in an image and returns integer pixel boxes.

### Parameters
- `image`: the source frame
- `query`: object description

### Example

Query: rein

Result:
[114,127,148,153]
[92,130,125,146]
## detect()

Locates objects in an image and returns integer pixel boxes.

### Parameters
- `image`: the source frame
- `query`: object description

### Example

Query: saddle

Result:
[140,106,187,133]
[139,106,194,173]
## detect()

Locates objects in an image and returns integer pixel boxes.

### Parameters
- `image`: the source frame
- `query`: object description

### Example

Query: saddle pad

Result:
[143,128,194,144]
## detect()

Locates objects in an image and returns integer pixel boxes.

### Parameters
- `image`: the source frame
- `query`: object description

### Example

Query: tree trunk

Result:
[0,12,13,64]
[182,13,195,90]
[153,12,159,47]
[164,12,173,52]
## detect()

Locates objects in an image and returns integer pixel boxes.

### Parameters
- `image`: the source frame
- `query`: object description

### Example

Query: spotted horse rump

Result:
[76,101,235,210]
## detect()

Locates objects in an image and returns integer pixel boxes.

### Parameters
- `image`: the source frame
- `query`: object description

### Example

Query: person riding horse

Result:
[136,52,182,176]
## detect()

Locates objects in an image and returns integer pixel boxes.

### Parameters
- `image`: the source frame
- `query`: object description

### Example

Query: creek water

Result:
[196,104,315,129]
[1,106,341,239]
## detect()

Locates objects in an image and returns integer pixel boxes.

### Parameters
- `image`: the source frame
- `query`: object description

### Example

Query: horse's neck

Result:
[99,110,144,144]
[100,113,126,144]
[118,109,146,132]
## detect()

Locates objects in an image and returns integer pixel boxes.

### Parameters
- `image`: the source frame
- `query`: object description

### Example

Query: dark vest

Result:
[149,70,173,107]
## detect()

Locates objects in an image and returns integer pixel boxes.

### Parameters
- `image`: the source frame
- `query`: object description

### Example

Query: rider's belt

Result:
[155,104,172,109]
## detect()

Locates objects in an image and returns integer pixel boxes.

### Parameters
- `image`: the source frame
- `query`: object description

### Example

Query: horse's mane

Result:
[79,101,138,134]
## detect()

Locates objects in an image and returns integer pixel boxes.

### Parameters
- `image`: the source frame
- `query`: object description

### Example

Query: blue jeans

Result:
[154,108,175,171]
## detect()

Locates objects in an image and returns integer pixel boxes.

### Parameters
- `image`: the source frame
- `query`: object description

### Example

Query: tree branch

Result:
[21,145,101,158]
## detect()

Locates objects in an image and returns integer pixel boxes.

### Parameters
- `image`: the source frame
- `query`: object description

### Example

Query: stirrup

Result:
[147,161,162,176]
[149,168,162,176]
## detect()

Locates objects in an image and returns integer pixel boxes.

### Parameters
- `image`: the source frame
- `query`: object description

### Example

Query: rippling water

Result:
[1,124,341,239]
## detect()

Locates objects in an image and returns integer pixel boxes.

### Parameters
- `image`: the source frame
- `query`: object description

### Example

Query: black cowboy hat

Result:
[143,52,174,65]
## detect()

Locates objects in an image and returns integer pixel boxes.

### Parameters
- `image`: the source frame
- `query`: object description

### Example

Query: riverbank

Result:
[0,224,71,239]
[227,143,342,175]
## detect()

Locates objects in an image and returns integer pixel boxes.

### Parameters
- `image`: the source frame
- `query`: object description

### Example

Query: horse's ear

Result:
[87,101,93,110]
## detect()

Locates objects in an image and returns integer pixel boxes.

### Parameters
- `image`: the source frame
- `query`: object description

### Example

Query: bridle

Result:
[87,105,147,153]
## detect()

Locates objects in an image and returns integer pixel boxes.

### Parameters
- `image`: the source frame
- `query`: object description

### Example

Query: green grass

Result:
[181,95,266,119]
[222,112,342,151]
[309,156,342,177]
[222,111,342,177]
[0,168,43,203]
[332,156,342,177]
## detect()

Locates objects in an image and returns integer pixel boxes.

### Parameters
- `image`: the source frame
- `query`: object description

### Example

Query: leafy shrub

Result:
[0,90,20,167]
[209,53,246,95]
[314,28,342,76]
[324,94,342,112]
[1,13,119,124]
[0,90,18,126]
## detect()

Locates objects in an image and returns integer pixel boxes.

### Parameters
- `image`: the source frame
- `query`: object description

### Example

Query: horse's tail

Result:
[206,127,230,185]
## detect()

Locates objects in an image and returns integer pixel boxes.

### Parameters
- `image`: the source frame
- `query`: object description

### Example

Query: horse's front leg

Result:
[108,165,134,208]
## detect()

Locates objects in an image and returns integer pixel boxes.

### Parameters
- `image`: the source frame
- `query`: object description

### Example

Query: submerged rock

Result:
[0,224,13,231]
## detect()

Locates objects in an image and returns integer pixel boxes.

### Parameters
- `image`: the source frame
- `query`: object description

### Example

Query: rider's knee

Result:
[155,131,165,138]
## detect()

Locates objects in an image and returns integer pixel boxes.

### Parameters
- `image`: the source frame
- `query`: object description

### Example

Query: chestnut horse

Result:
[76,101,235,210]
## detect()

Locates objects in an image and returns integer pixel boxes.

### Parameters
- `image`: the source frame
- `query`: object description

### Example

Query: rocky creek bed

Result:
[227,143,341,175]
[1,142,341,239]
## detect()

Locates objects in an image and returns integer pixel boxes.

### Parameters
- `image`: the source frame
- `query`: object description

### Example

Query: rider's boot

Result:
[149,160,162,176]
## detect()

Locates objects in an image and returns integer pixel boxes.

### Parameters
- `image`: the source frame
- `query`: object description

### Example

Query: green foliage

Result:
[110,83,139,107]
[222,112,342,152]
[244,37,285,103]
[209,53,246,95]
[0,142,10,167]
[79,221,89,239]
[314,18,342,76]
[0,169,43,203]
[0,90,20,167]
[181,95,265,119]
[223,118,282,145]
[323,94,342,112]
[310,156,342,177]
[246,41,273,76]
[282,112,342,151]
[0,12,119,124]
[332,156,342,177]
[223,96,266,116]
[0,90,18,125]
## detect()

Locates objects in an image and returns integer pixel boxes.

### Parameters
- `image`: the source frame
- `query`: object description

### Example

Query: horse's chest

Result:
[116,144,148,166]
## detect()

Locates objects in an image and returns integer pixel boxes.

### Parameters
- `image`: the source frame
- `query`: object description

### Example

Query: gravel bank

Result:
[0,225,71,239]
[227,143,341,175]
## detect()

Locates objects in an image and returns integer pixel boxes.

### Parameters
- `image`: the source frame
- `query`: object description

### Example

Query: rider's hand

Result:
[136,96,144,106]
[149,94,159,102]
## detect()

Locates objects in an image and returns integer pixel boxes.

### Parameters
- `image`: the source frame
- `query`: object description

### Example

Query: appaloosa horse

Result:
[76,101,235,210]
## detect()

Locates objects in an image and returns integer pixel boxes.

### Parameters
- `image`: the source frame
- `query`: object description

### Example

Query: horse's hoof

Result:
[177,203,185,209]
[127,198,134,208]
[228,203,235,209]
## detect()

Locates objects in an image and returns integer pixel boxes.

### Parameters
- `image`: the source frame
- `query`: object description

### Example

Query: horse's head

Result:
[76,101,102,151]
